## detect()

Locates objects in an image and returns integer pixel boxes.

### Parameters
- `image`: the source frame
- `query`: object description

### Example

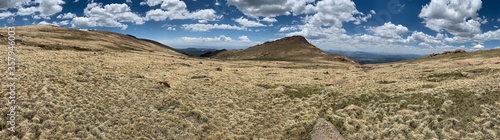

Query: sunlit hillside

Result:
[0,25,499,139]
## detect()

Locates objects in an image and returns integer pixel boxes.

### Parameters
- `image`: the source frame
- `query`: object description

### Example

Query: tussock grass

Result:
[0,25,499,139]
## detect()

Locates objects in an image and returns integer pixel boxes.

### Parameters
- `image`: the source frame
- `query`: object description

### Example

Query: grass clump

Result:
[424,71,463,82]
[283,85,324,99]
[377,80,397,84]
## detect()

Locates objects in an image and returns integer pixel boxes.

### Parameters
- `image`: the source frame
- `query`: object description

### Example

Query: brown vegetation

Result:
[0,25,499,139]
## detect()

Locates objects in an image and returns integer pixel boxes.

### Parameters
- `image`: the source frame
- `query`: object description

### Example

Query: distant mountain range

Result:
[325,50,425,64]
[176,48,220,57]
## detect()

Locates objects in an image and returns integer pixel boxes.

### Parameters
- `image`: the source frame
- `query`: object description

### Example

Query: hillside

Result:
[1,25,185,56]
[0,26,499,139]
[211,36,356,63]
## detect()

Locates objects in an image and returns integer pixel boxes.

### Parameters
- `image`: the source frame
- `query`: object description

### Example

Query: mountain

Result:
[176,48,219,57]
[5,25,185,56]
[325,50,425,64]
[211,35,356,63]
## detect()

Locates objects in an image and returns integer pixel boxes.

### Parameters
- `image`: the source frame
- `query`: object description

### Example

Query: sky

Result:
[1,0,500,54]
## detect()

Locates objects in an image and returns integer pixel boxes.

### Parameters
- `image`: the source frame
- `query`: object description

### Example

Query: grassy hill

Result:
[0,25,185,55]
[212,36,356,63]
[0,25,499,139]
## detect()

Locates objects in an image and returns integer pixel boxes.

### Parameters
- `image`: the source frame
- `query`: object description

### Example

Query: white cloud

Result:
[304,0,362,27]
[0,0,30,10]
[278,26,298,32]
[145,9,168,21]
[472,43,484,50]
[0,11,15,19]
[71,3,144,30]
[226,0,316,18]
[126,0,132,3]
[143,0,221,21]
[473,29,500,42]
[6,0,65,18]
[182,23,246,32]
[161,35,256,49]
[198,19,208,23]
[368,22,408,39]
[37,0,66,17]
[406,31,443,46]
[6,17,15,23]
[419,0,482,37]
[56,12,76,19]
[17,6,37,16]
[234,17,265,27]
[37,20,70,26]
[262,17,277,23]
[167,27,176,31]
[180,35,233,42]
[238,35,251,42]
[370,10,376,14]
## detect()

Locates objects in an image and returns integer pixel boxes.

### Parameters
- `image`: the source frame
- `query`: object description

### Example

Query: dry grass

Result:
[0,25,499,139]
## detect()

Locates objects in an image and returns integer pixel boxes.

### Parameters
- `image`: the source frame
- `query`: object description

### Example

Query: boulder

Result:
[460,72,476,77]
[427,49,466,58]
[310,118,345,140]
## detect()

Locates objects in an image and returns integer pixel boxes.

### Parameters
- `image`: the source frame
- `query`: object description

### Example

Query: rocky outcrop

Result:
[427,49,466,58]
[311,118,345,140]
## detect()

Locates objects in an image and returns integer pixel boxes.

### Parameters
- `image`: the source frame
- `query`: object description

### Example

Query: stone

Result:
[460,72,476,77]
[275,86,285,92]
[310,118,345,140]
[336,104,363,113]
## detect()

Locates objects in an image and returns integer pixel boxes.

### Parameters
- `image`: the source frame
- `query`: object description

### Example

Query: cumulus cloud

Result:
[419,0,483,37]
[234,17,265,27]
[473,29,500,42]
[472,43,484,50]
[406,31,444,46]
[226,0,316,18]
[0,11,15,19]
[278,26,299,32]
[57,12,76,19]
[368,22,408,39]
[143,0,221,21]
[167,27,176,31]
[14,0,65,17]
[180,35,233,42]
[71,3,145,30]
[304,0,361,27]
[17,6,37,16]
[161,35,256,49]
[262,17,277,23]
[182,23,246,32]
[37,20,70,26]
[0,0,30,10]
[238,35,251,42]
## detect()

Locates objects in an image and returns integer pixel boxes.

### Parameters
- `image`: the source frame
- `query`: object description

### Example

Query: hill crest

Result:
[211,35,355,63]
[1,25,186,56]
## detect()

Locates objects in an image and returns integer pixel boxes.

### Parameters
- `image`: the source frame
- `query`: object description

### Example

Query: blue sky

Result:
[1,0,500,54]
